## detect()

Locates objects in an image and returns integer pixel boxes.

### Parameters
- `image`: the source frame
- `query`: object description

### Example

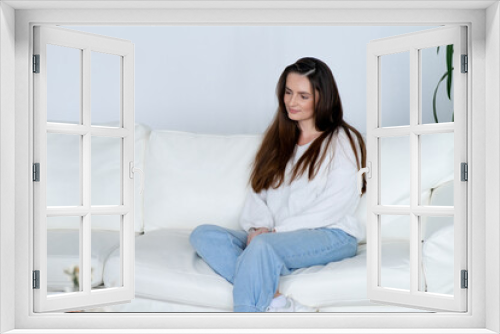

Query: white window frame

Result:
[366,25,468,312]
[33,25,136,313]
[1,2,499,333]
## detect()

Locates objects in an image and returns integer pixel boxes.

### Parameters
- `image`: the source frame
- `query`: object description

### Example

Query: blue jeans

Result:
[189,225,358,312]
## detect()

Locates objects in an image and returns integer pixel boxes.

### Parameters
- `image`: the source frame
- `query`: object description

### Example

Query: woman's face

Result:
[284,72,318,125]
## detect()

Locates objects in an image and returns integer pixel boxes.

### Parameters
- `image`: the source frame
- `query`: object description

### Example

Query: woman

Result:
[190,57,366,312]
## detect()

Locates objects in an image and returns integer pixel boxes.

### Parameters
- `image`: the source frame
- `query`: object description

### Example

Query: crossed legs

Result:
[190,224,357,312]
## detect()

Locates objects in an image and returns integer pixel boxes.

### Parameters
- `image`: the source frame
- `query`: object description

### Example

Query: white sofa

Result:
[47,124,455,312]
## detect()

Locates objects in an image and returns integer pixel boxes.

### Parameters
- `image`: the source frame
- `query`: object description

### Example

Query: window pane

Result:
[91,136,121,206]
[380,51,410,127]
[47,216,81,294]
[92,215,122,290]
[380,215,410,291]
[91,52,121,127]
[47,44,81,124]
[420,216,454,295]
[380,136,410,205]
[420,133,454,206]
[47,133,81,206]
[420,45,454,124]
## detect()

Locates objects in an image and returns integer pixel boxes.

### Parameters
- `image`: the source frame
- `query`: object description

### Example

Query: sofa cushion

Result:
[48,230,120,291]
[143,131,262,232]
[103,229,233,308]
[103,229,410,309]
[280,240,410,307]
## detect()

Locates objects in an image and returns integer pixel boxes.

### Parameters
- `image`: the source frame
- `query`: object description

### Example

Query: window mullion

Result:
[410,47,420,295]
[373,124,455,138]
[46,206,129,216]
[82,47,92,294]
[82,47,91,208]
[45,123,130,137]
[80,214,90,293]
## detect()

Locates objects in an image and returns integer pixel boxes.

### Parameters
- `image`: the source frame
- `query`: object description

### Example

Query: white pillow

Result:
[365,133,454,242]
[421,180,454,295]
[380,132,454,206]
[421,224,454,295]
[143,131,262,232]
[422,180,454,239]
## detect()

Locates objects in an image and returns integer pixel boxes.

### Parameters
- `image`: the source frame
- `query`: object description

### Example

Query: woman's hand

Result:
[247,227,271,245]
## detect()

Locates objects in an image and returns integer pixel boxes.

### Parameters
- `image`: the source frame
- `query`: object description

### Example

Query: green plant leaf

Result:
[437,46,440,54]
[446,44,454,99]
[433,72,448,123]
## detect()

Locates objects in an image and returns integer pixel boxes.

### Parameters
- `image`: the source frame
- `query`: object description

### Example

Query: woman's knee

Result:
[348,237,358,257]
[335,234,358,260]
[189,224,224,249]
[236,234,285,275]
[245,233,274,254]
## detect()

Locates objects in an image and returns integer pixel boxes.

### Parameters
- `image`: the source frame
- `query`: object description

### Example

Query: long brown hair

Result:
[250,57,367,194]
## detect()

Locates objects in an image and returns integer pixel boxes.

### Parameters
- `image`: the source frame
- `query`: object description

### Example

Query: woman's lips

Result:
[288,108,300,114]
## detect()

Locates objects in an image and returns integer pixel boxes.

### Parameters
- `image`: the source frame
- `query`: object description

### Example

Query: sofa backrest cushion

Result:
[142,130,454,238]
[47,123,151,232]
[355,133,454,243]
[133,124,152,232]
[143,131,262,232]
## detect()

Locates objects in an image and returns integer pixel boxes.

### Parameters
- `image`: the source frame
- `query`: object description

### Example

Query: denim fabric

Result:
[189,224,357,312]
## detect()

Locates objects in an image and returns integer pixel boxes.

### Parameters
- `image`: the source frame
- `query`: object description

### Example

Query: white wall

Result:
[58,25,446,134]
[0,2,16,333]
[486,3,500,333]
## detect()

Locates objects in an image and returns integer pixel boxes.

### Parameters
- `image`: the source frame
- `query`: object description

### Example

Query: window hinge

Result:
[461,54,468,73]
[461,162,468,181]
[33,54,40,73]
[33,163,40,182]
[461,270,468,289]
[33,270,40,289]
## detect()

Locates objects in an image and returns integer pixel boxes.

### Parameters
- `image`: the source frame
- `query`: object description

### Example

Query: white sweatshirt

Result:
[239,127,365,241]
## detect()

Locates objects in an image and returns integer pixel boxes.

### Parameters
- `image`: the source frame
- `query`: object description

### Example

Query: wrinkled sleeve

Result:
[239,188,275,232]
[273,135,361,234]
